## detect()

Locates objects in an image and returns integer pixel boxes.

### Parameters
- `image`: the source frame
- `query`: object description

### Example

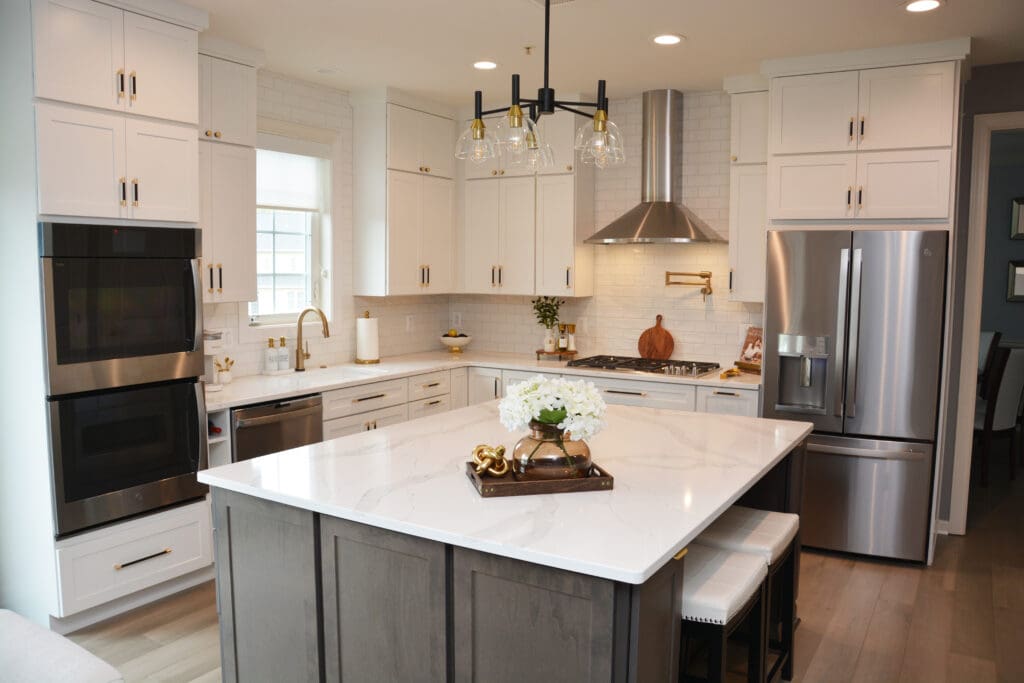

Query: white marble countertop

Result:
[205,350,762,412]
[198,403,810,584]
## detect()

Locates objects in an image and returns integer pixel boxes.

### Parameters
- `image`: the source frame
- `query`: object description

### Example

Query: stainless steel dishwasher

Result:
[231,394,323,462]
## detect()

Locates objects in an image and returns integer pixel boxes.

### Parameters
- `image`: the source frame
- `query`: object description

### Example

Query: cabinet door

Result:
[420,176,454,292]
[198,142,215,302]
[467,367,503,404]
[35,103,125,218]
[855,149,952,219]
[209,145,256,301]
[197,54,213,138]
[125,118,198,222]
[857,62,955,151]
[767,153,857,220]
[498,176,536,294]
[387,104,421,174]
[32,0,125,111]
[386,171,423,295]
[536,110,578,175]
[770,71,859,154]
[730,91,768,164]
[463,180,501,293]
[420,111,455,179]
[696,386,759,417]
[535,174,575,296]
[728,165,767,303]
[323,404,408,440]
[123,11,197,124]
[450,368,468,408]
[210,57,257,146]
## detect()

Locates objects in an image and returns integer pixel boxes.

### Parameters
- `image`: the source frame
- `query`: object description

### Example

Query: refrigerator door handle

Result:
[834,248,850,417]
[811,442,928,462]
[846,248,864,419]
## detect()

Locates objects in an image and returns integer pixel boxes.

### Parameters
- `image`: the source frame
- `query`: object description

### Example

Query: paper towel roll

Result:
[356,315,380,363]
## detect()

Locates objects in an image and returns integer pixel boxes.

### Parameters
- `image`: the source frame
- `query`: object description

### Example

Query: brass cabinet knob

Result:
[425,166,430,173]
[730,155,738,162]
[213,131,221,138]
[205,130,213,137]
[491,170,498,176]
[499,170,505,175]
[419,166,425,172]
[566,164,573,171]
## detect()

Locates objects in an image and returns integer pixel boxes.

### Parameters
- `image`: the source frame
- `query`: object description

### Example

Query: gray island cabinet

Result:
[201,404,810,682]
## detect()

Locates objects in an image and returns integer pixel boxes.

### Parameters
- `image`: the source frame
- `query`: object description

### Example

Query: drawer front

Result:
[408,394,451,421]
[55,499,212,616]
[323,378,409,420]
[407,370,450,402]
[570,375,697,411]
[324,404,409,440]
[696,386,760,417]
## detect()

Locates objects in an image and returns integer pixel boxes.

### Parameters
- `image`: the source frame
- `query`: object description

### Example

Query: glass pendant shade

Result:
[454,121,497,165]
[495,109,539,157]
[507,134,554,172]
[576,117,625,168]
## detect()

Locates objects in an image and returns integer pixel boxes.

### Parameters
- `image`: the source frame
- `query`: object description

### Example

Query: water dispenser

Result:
[774,334,830,414]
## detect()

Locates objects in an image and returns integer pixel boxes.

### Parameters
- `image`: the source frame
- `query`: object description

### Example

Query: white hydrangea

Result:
[498,375,607,440]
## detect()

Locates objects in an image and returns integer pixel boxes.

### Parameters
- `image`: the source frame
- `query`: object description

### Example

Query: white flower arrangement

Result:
[499,375,607,441]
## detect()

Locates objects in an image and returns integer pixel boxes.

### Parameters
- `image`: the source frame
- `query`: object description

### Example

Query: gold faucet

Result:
[295,306,330,372]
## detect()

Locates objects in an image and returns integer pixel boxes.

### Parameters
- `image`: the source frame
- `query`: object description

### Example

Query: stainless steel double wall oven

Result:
[41,223,208,536]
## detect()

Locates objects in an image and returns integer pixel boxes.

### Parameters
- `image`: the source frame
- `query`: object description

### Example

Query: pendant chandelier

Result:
[454,0,625,170]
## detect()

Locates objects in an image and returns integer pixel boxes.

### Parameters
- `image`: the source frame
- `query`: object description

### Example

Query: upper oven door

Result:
[40,225,203,395]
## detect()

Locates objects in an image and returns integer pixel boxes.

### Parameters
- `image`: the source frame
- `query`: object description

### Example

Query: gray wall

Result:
[980,135,1024,339]
[939,62,1024,521]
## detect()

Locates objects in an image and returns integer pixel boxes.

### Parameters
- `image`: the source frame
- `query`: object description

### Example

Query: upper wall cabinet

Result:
[386,171,454,295]
[199,142,256,302]
[770,62,955,156]
[387,104,455,179]
[465,110,579,180]
[730,91,769,165]
[198,55,257,146]
[535,173,594,297]
[32,0,198,125]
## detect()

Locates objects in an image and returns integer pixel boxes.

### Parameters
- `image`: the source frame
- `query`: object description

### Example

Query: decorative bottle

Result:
[557,324,568,351]
[264,338,278,373]
[278,336,289,370]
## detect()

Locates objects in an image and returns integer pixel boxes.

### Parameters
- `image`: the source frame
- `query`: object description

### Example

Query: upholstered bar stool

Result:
[679,545,768,683]
[696,506,800,682]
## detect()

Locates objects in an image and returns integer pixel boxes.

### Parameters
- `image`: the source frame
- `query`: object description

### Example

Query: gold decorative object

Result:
[665,270,713,301]
[472,444,510,477]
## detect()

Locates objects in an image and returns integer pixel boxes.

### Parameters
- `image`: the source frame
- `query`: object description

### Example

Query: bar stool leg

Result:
[781,552,796,681]
[748,584,767,683]
[708,629,727,683]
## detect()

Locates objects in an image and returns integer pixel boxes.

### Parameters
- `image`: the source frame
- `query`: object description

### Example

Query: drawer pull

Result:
[604,389,647,397]
[713,391,739,397]
[426,400,443,406]
[114,548,171,571]
[674,547,688,561]
[423,382,441,388]
[353,393,386,403]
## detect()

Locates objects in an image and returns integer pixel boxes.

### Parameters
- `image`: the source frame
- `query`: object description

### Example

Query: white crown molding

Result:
[760,37,971,78]
[199,35,265,68]
[97,0,208,30]
[723,74,768,94]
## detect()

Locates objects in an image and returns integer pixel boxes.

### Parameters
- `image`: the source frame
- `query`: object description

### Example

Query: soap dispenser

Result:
[264,337,278,373]
[278,336,289,371]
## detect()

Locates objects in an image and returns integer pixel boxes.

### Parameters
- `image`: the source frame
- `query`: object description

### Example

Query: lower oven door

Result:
[49,379,209,536]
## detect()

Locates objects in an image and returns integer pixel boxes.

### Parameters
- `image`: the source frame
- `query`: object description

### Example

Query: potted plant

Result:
[532,296,564,353]
[499,375,606,480]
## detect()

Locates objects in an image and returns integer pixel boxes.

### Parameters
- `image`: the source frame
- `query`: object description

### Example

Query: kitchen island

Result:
[199,403,811,682]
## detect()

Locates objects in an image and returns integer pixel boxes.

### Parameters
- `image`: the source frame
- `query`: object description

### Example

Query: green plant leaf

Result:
[537,408,567,424]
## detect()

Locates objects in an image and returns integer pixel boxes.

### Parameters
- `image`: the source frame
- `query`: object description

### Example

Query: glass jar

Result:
[512,420,592,480]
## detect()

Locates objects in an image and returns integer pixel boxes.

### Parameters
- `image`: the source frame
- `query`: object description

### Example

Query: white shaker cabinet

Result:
[198,142,256,302]
[768,153,857,220]
[387,104,455,179]
[385,171,454,295]
[769,71,859,155]
[36,103,197,221]
[467,367,503,405]
[198,55,257,146]
[462,177,535,295]
[122,12,197,124]
[854,149,952,219]
[728,165,768,302]
[537,110,578,175]
[695,386,759,417]
[856,62,955,152]
[535,174,593,297]
[730,91,769,164]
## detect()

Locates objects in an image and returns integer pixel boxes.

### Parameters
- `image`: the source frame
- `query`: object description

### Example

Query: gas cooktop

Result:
[567,355,721,378]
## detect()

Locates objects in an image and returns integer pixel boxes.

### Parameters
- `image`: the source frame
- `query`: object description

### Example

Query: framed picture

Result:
[738,326,763,369]
[1013,198,1024,239]
[1009,261,1024,302]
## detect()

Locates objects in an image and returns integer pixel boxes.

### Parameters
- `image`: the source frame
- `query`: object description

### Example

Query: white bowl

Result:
[440,335,472,353]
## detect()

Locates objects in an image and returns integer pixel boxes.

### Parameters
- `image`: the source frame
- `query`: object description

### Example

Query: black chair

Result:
[974,347,1024,485]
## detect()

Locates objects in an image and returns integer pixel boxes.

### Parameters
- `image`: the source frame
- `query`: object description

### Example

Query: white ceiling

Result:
[192,0,1024,107]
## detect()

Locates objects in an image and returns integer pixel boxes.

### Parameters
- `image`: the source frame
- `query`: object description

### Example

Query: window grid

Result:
[252,207,315,318]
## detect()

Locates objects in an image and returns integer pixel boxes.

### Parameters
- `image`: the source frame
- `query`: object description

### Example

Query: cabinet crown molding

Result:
[723,74,768,94]
[198,35,265,68]
[98,0,208,30]
[760,37,971,78]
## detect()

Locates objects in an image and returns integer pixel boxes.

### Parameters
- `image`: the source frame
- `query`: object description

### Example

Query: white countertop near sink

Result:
[199,403,810,584]
[204,350,762,412]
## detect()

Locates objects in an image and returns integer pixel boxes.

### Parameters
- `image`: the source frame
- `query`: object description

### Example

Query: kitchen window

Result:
[248,148,331,325]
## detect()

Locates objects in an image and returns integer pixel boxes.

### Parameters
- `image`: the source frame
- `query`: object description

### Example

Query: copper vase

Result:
[512,420,592,480]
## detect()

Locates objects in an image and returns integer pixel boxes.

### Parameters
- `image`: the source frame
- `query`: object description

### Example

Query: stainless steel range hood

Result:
[586,89,720,244]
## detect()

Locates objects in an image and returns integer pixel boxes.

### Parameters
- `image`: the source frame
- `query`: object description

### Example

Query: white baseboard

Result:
[50,565,215,635]
[935,519,950,535]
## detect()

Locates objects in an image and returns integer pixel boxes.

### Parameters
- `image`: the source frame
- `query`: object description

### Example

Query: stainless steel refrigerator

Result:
[762,230,947,561]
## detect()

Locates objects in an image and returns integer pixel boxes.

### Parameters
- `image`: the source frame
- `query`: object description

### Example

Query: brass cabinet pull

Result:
[119,177,127,206]
[426,399,442,406]
[115,547,171,570]
[208,265,214,293]
[673,547,688,561]
[353,393,386,403]
[116,69,125,100]
[131,178,139,206]
[129,70,137,102]
[713,391,739,397]
[857,186,863,209]
[213,131,221,138]
[848,117,854,141]
[846,186,852,208]
[491,170,498,176]
[566,267,571,288]
[605,389,647,397]
[205,130,213,137]
[491,266,496,286]
[426,265,430,286]
[423,382,441,389]
[859,116,865,139]
[217,264,223,293]
[497,266,502,286]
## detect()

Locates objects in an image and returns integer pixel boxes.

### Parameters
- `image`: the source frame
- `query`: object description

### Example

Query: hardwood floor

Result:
[71,455,1023,683]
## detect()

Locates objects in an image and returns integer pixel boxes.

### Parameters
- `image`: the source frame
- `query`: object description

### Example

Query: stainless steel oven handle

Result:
[810,443,927,461]
[234,405,323,429]
[846,248,863,419]
[834,247,849,417]
[195,382,209,470]
[191,259,203,353]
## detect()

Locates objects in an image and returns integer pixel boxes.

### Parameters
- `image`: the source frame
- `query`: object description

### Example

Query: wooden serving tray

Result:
[465,462,614,498]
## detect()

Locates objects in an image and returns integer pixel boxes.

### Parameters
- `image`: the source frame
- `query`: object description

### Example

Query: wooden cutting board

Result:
[638,315,674,360]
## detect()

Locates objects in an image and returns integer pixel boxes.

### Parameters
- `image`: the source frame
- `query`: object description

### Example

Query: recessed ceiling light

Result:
[904,0,943,12]
[653,34,684,46]
[473,61,497,70]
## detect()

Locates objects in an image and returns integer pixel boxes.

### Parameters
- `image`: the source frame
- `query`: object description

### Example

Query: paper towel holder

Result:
[355,310,381,365]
